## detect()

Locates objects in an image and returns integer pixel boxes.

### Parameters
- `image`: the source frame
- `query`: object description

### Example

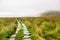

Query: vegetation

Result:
[0,11,60,40]
[15,22,24,40]
[0,18,17,40]
[20,16,60,40]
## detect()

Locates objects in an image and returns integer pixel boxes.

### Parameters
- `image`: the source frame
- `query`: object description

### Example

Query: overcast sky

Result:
[0,0,60,17]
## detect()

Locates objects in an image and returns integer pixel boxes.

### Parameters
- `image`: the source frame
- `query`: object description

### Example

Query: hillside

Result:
[41,11,60,17]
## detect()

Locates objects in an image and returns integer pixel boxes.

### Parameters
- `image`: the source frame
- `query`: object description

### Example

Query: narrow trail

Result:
[9,22,21,40]
[9,21,31,40]
[22,23,31,40]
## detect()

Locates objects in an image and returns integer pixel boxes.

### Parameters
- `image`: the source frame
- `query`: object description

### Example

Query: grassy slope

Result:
[0,18,17,40]
[20,17,60,40]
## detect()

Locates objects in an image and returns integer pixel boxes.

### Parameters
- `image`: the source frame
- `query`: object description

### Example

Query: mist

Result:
[0,0,60,17]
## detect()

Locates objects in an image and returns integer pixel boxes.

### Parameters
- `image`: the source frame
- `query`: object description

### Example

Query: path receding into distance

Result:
[9,21,21,40]
[9,21,31,40]
[22,23,31,40]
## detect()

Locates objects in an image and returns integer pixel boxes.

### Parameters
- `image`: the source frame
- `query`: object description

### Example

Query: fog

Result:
[0,0,60,17]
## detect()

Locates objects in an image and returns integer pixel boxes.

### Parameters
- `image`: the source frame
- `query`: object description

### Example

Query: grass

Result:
[0,17,60,40]
[15,22,24,40]
[0,18,17,40]
[20,17,60,40]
